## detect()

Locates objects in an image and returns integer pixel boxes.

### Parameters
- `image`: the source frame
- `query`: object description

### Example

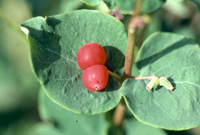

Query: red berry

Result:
[82,65,109,91]
[77,43,106,70]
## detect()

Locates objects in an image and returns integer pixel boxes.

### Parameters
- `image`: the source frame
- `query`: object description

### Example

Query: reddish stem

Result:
[123,0,143,80]
[114,0,144,128]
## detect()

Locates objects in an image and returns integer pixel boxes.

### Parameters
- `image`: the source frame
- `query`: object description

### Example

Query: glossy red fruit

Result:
[77,43,106,70]
[82,65,109,91]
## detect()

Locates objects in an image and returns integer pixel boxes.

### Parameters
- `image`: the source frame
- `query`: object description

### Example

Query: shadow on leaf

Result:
[22,18,62,84]
[136,38,195,69]
[99,77,121,92]
[104,46,125,72]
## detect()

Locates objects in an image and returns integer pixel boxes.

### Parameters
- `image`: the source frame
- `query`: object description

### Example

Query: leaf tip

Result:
[20,26,29,35]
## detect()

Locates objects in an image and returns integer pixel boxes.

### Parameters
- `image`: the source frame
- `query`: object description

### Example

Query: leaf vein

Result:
[32,38,77,63]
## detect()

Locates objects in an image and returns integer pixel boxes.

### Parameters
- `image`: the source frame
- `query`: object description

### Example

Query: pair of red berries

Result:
[77,43,109,91]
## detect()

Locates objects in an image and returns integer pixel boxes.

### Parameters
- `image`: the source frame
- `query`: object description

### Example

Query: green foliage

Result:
[33,89,168,134]
[9,0,200,133]
[32,89,109,135]
[123,118,167,135]
[20,10,127,115]
[20,8,200,130]
[122,32,200,130]
[59,0,83,13]
[80,0,103,6]
[81,0,166,14]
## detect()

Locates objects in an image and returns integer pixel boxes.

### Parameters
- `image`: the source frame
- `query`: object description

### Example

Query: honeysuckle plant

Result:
[7,0,200,134]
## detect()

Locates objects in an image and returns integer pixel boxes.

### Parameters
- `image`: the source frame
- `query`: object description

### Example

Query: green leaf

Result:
[173,26,196,40]
[20,10,127,114]
[123,118,167,135]
[81,0,166,14]
[59,0,83,13]
[189,0,200,11]
[38,89,109,135]
[110,0,166,14]
[122,32,200,130]
[80,0,103,6]
[31,123,61,135]
[104,46,125,72]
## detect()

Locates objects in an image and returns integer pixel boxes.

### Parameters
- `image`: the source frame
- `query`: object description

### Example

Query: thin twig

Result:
[114,0,144,128]
[113,98,126,126]
[108,70,123,83]
[0,9,28,44]
[123,0,143,80]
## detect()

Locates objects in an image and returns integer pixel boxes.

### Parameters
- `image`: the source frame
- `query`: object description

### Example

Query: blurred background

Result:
[0,0,200,135]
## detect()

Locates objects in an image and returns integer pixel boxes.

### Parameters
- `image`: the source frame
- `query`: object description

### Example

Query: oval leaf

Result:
[20,10,127,114]
[104,0,166,14]
[122,32,200,130]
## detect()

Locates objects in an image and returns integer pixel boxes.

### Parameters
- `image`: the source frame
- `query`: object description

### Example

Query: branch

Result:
[113,98,126,126]
[123,0,143,80]
[113,0,144,128]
